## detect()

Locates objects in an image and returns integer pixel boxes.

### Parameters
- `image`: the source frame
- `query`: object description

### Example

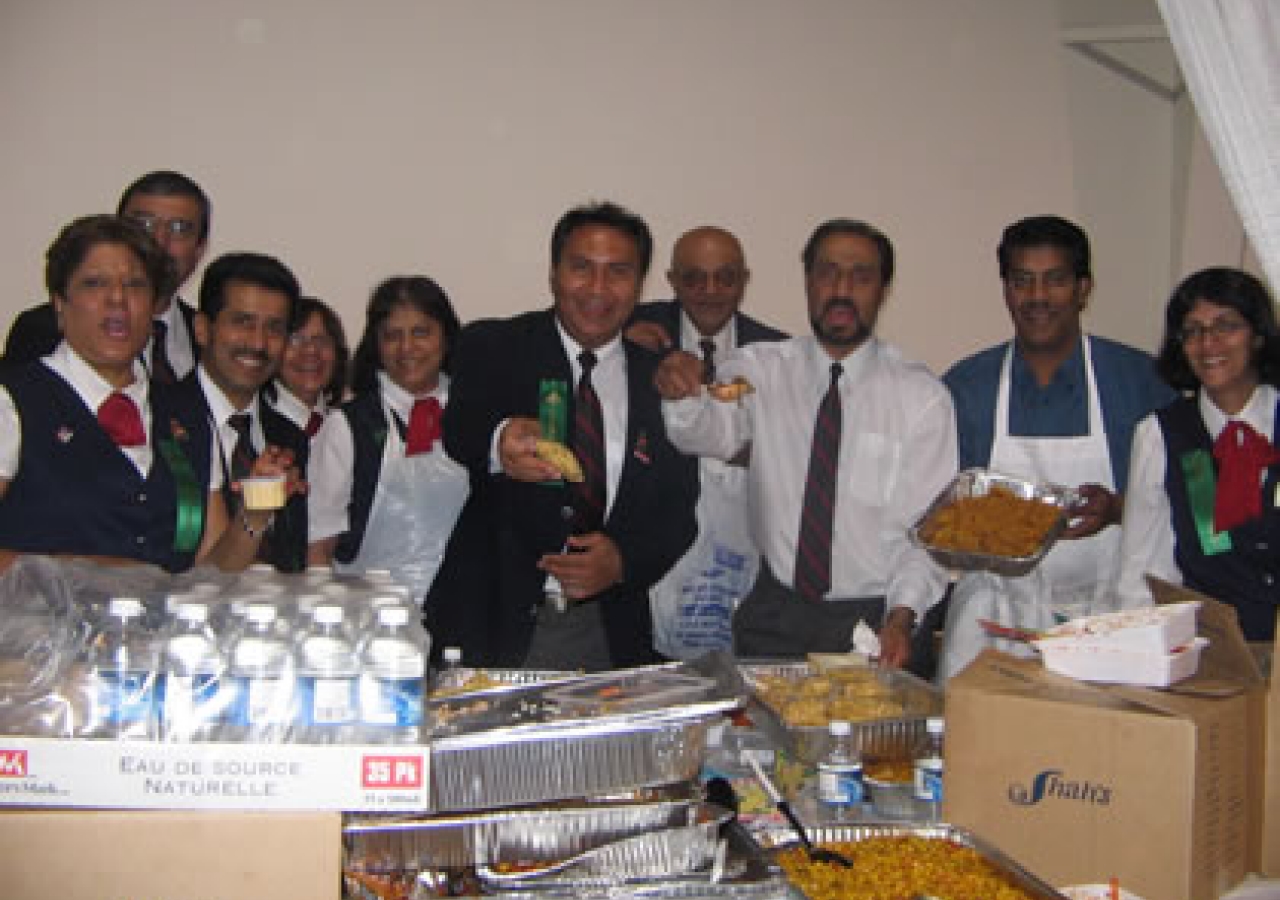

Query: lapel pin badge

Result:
[56,426,74,444]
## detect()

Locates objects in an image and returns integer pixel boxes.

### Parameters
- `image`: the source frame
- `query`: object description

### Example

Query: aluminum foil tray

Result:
[756,822,1067,900]
[344,790,703,870]
[476,803,732,889]
[427,655,747,812]
[430,668,581,699]
[908,468,1077,577]
[740,662,942,765]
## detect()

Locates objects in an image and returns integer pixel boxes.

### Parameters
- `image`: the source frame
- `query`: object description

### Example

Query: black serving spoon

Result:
[747,756,853,868]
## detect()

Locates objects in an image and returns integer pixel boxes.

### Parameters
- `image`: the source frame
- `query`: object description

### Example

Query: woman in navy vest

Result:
[265,295,349,438]
[0,215,292,573]
[307,277,469,602]
[1118,268,1280,641]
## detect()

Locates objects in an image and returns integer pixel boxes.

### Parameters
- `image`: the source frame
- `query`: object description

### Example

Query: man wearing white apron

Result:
[939,216,1175,682]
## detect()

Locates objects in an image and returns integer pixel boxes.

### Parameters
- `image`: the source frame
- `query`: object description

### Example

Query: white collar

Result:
[48,341,148,412]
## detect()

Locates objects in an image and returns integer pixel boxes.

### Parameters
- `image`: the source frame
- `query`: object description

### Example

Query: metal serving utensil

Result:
[746,756,852,868]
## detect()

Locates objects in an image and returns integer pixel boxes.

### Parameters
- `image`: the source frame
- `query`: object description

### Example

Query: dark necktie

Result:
[227,412,256,494]
[571,350,607,532]
[404,397,443,455]
[150,319,176,385]
[98,392,146,447]
[795,362,843,601]
[304,410,324,438]
[699,338,717,385]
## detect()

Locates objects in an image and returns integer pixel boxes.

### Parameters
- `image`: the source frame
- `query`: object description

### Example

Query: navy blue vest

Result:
[1157,396,1280,641]
[0,365,212,572]
[334,391,390,565]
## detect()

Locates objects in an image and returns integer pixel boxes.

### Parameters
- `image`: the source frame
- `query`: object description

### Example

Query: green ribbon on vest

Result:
[1179,448,1232,556]
[156,436,204,554]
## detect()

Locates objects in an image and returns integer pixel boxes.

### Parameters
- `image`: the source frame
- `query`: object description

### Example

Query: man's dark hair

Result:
[1156,266,1280,390]
[550,201,653,278]
[45,214,169,302]
[997,215,1091,281]
[116,170,212,241]
[351,276,462,394]
[197,252,300,323]
[801,219,895,287]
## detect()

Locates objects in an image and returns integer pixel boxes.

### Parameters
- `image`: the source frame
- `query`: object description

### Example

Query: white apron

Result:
[939,338,1122,681]
[334,396,470,602]
[649,457,760,659]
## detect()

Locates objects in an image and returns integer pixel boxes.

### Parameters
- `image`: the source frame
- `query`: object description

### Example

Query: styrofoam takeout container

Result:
[1035,636,1209,687]
[1036,601,1200,655]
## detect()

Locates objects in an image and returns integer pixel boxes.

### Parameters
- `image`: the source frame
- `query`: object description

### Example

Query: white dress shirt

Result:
[1116,383,1278,607]
[266,380,325,433]
[309,371,451,542]
[679,312,736,357]
[663,334,957,620]
[197,366,268,482]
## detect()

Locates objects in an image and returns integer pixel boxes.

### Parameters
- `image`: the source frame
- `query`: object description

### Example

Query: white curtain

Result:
[1157,0,1280,288]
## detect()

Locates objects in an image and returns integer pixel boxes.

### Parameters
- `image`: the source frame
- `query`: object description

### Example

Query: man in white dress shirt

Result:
[655,219,957,669]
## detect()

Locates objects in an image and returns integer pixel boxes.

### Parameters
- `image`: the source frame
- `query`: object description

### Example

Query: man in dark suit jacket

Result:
[177,251,309,573]
[627,226,786,360]
[432,202,699,670]
[3,171,209,379]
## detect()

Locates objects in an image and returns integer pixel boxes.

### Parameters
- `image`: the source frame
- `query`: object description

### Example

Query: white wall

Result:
[0,0,1161,375]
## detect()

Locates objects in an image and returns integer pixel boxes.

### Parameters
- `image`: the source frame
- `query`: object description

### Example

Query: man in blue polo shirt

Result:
[938,215,1175,681]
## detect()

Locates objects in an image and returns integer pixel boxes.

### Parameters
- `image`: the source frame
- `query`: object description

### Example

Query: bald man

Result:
[627,226,786,658]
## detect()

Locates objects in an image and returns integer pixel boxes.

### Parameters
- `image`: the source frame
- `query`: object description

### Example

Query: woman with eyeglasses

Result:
[0,215,290,573]
[1117,267,1280,640]
[307,277,469,603]
[265,296,349,438]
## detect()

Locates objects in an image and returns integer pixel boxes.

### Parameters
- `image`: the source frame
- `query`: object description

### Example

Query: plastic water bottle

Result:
[913,715,946,822]
[297,603,359,744]
[357,606,427,744]
[817,720,864,822]
[159,601,227,742]
[227,602,296,743]
[90,597,160,740]
[434,645,465,693]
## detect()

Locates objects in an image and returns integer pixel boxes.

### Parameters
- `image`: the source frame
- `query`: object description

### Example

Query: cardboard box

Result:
[945,581,1265,900]
[1263,617,1280,877]
[0,738,429,811]
[0,809,340,900]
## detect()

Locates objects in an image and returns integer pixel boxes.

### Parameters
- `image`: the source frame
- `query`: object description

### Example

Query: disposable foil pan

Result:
[430,668,580,698]
[740,662,942,765]
[426,655,746,812]
[908,467,1077,577]
[475,803,733,888]
[344,790,703,870]
[757,822,1068,900]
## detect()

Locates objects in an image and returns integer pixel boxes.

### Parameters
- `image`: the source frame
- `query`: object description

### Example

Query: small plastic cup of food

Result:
[241,474,287,511]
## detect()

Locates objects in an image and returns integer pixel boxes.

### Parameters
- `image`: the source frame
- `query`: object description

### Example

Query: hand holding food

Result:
[535,439,585,483]
[708,376,754,402]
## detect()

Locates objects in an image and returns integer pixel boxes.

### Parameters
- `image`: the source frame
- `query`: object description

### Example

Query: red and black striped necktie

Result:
[795,362,843,600]
[571,350,607,532]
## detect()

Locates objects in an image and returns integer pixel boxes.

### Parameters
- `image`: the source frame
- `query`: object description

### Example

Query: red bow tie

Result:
[405,397,442,456]
[98,392,146,447]
[1213,419,1280,532]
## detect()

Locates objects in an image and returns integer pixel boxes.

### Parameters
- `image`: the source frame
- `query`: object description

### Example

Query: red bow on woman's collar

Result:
[405,396,442,456]
[1213,419,1280,532]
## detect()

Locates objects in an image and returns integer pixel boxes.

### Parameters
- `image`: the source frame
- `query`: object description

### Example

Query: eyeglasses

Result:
[288,332,336,351]
[1177,318,1249,345]
[127,213,200,240]
[676,267,746,291]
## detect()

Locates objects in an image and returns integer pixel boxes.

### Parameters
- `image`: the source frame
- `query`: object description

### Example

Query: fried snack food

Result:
[708,376,754,401]
[535,439,585,482]
[777,836,1039,900]
[863,757,915,783]
[754,671,903,727]
[921,485,1061,558]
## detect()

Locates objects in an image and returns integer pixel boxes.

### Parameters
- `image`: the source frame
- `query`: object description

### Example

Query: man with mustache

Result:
[656,219,956,671]
[937,216,1175,681]
[174,252,310,573]
[3,171,210,382]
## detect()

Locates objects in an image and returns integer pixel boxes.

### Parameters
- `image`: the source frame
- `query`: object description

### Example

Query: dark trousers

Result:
[733,563,937,678]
